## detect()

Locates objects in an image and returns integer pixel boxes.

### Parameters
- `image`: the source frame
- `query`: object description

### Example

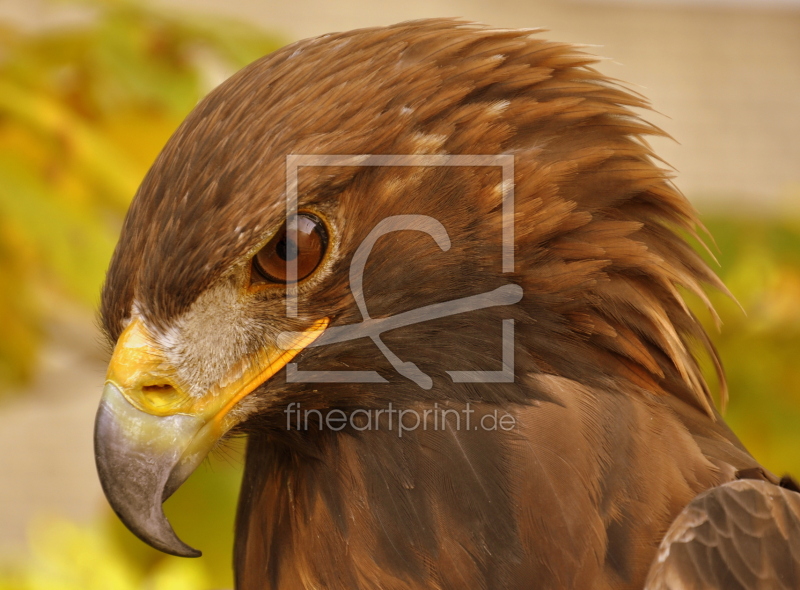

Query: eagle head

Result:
[94,19,742,587]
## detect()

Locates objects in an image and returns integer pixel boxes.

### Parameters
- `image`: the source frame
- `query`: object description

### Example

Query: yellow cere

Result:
[106,317,330,422]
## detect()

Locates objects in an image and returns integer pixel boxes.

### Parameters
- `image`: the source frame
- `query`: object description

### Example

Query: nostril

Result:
[142,384,175,395]
[139,383,184,413]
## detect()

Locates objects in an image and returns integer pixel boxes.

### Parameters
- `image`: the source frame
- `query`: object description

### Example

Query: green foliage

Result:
[0,517,208,590]
[0,0,284,391]
[698,215,800,480]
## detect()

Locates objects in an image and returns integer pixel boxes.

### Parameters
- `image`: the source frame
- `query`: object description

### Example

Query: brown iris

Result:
[251,213,328,285]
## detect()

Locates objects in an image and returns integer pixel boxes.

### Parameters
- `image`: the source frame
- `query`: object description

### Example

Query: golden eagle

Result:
[94,19,800,589]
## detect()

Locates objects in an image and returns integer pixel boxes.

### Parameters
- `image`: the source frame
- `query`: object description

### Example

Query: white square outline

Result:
[284,154,515,384]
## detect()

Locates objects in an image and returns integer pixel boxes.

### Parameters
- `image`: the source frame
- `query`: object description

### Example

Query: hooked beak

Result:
[94,317,327,557]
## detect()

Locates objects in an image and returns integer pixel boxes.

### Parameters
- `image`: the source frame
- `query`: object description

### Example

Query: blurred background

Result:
[0,0,797,587]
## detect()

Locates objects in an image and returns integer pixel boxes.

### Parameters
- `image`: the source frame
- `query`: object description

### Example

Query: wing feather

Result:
[645,479,800,590]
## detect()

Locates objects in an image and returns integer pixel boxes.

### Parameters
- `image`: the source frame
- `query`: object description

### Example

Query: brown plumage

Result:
[646,477,800,589]
[94,19,800,589]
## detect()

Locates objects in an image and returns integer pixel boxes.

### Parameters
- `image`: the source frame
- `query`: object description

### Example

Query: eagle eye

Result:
[250,213,328,285]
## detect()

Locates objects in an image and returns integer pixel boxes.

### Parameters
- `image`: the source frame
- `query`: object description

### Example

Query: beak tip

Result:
[94,382,204,559]
[103,499,202,558]
[175,545,203,559]
[124,520,202,558]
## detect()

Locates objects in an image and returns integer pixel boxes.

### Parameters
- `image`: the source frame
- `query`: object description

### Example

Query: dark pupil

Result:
[276,235,298,261]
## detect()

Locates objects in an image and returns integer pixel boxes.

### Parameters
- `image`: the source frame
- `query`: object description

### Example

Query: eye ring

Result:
[250,213,329,285]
